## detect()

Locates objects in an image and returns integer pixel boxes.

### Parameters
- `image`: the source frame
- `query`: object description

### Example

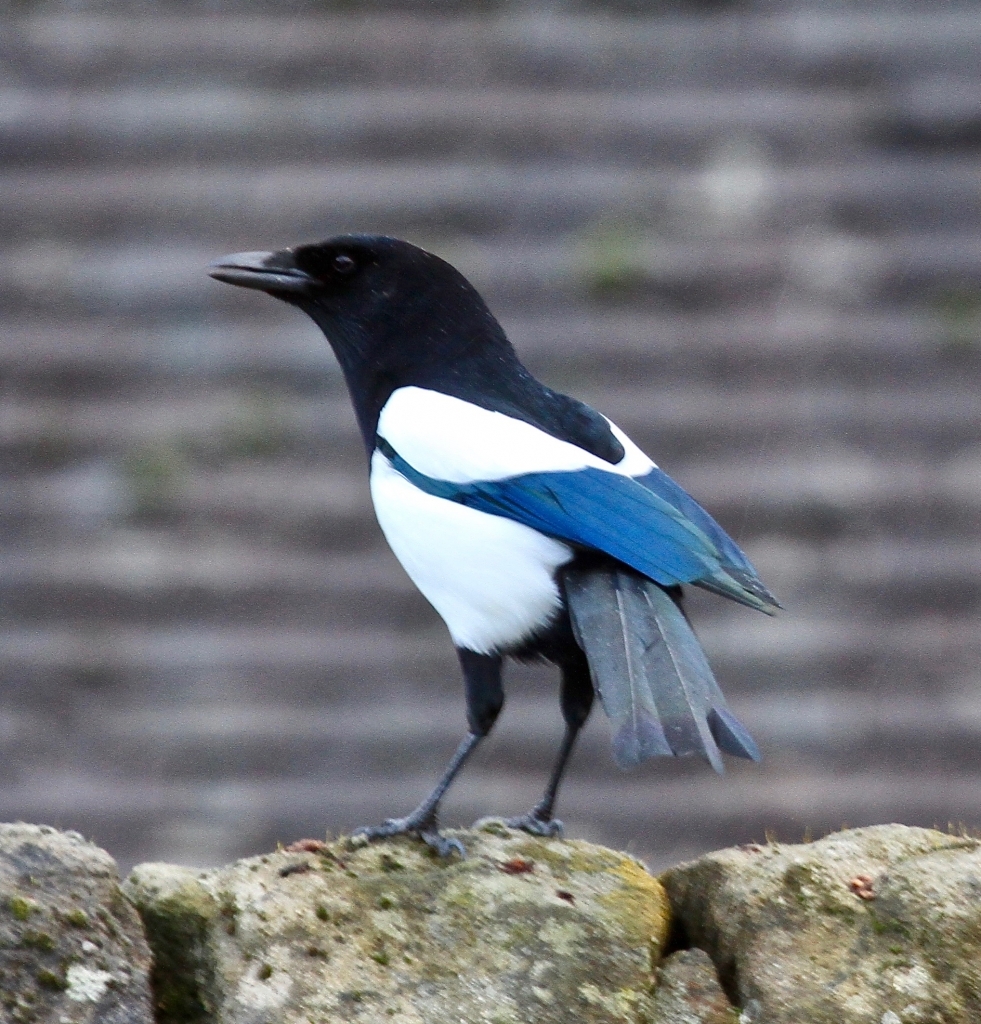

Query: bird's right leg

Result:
[504,647,594,837]
[353,649,503,858]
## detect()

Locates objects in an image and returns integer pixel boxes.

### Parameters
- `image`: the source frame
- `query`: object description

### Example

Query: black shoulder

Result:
[533,388,626,465]
[409,350,626,465]
[436,364,625,465]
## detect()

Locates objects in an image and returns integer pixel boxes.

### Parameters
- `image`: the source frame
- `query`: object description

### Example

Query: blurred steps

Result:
[4,233,981,318]
[4,535,981,632]
[5,155,979,241]
[8,12,981,91]
[1,5,979,871]
[0,85,876,168]
[4,381,979,462]
[0,307,958,382]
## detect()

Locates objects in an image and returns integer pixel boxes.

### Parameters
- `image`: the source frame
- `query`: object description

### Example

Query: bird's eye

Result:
[332,254,357,276]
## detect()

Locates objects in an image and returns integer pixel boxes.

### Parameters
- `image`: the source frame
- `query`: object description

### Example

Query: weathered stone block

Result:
[661,823,981,1024]
[0,822,153,1024]
[125,825,671,1024]
[648,949,738,1024]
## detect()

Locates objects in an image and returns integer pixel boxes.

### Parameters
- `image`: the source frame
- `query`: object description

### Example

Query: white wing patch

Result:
[377,386,656,483]
[606,419,657,476]
[370,450,574,654]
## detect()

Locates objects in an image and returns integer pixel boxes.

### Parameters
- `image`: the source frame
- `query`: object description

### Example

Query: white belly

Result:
[370,451,574,654]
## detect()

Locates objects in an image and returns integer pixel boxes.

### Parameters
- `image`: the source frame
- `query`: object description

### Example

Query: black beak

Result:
[208,249,316,296]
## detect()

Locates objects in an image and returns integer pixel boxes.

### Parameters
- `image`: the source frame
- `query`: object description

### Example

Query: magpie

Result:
[209,234,778,857]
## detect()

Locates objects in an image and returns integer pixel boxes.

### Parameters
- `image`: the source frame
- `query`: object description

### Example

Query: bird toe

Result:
[504,812,564,838]
[420,830,467,858]
[351,815,466,858]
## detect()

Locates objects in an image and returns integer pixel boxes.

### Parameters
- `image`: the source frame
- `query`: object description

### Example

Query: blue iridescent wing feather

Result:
[377,439,777,614]
[632,467,778,611]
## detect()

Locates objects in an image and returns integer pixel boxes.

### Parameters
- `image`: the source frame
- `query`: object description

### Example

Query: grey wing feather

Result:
[564,567,673,768]
[564,565,760,772]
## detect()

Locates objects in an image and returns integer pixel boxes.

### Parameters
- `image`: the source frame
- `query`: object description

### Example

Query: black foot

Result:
[503,811,564,838]
[352,816,466,858]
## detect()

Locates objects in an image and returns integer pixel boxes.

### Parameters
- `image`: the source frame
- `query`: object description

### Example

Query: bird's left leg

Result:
[505,647,594,837]
[353,649,503,858]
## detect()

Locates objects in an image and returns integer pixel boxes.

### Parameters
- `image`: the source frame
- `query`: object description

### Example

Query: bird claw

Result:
[351,817,408,841]
[419,829,467,858]
[503,811,564,838]
[352,816,466,858]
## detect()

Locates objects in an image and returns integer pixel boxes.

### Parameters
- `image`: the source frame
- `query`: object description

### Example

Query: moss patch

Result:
[661,824,981,1024]
[124,865,218,1024]
[127,828,671,1024]
[0,823,154,1023]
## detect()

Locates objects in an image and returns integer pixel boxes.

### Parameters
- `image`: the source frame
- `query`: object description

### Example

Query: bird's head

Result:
[210,235,508,368]
[209,234,516,445]
[211,234,440,306]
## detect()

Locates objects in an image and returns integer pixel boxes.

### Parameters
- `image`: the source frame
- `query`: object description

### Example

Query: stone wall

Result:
[4,821,980,1023]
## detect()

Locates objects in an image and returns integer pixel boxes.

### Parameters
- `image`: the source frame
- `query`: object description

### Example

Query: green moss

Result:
[443,886,480,914]
[824,903,858,925]
[64,908,89,928]
[131,879,218,1024]
[514,837,621,878]
[96,908,119,938]
[9,897,36,921]
[478,820,510,838]
[218,890,238,935]
[868,913,912,940]
[779,862,862,926]
[782,863,823,913]
[35,969,66,991]
[506,837,555,867]
[21,931,56,952]
[782,861,816,887]
[130,830,682,1023]
[498,918,538,952]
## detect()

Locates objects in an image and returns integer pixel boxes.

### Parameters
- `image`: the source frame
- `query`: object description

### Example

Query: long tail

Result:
[564,565,760,772]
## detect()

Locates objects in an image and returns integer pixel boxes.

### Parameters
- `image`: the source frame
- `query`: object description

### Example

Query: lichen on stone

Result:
[0,822,153,1023]
[660,824,981,1024]
[123,863,220,1024]
[127,827,671,1024]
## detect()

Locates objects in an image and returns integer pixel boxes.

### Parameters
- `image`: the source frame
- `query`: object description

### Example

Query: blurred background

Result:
[1,0,980,873]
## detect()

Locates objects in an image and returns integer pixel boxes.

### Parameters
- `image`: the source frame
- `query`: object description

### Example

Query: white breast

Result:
[370,450,574,654]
